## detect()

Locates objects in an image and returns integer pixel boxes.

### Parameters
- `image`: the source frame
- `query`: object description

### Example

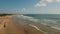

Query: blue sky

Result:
[0,0,60,14]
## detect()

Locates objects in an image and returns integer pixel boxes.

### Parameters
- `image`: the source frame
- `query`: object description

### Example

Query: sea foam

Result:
[17,15,60,30]
[19,15,39,22]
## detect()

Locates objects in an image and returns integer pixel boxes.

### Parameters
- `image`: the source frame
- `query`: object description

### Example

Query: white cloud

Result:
[21,8,26,12]
[35,1,47,7]
[46,0,55,2]
[56,0,60,2]
[20,8,31,14]
[35,0,60,7]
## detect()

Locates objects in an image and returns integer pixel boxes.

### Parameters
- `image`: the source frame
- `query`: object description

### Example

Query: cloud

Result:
[35,1,47,7]
[20,8,31,14]
[21,8,26,12]
[56,0,60,2]
[35,0,60,7]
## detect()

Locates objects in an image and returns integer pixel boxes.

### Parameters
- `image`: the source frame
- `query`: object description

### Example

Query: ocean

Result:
[19,14,60,30]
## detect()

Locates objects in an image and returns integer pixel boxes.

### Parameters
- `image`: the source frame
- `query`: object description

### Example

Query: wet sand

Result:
[13,15,60,34]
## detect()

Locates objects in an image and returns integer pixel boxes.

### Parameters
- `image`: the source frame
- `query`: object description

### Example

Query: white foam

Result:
[51,26,60,30]
[41,23,48,25]
[29,24,48,34]
[28,19,39,22]
[20,15,33,19]
[18,15,39,22]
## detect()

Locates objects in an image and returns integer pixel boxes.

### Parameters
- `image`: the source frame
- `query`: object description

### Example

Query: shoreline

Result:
[0,15,45,34]
[0,15,60,34]
[14,15,60,34]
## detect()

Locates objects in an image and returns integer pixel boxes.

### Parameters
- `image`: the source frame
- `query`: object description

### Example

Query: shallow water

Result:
[16,15,60,34]
[20,14,60,30]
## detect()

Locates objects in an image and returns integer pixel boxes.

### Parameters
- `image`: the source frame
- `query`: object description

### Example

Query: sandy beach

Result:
[0,15,60,34]
[12,15,60,34]
[0,15,26,34]
[0,15,44,34]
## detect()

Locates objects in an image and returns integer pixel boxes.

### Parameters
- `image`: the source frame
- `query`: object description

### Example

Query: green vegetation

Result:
[0,14,13,16]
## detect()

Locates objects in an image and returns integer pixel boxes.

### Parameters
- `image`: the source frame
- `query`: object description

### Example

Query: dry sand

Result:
[0,16,26,34]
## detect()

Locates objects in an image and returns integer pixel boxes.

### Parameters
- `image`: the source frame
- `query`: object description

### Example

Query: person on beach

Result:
[0,19,6,28]
[1,19,6,28]
[3,21,6,28]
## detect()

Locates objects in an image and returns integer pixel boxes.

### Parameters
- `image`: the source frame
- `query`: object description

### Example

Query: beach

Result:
[0,15,44,34]
[0,15,60,34]
[13,15,60,34]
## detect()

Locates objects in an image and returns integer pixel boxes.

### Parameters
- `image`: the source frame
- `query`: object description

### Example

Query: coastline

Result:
[0,15,44,34]
[0,15,60,34]
[14,15,60,34]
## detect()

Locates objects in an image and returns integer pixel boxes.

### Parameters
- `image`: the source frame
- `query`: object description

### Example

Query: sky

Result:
[0,0,60,14]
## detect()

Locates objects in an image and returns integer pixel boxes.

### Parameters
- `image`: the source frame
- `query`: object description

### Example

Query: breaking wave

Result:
[17,15,60,30]
[18,15,39,22]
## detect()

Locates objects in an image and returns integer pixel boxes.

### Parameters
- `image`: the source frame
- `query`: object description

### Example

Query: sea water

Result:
[19,14,60,30]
